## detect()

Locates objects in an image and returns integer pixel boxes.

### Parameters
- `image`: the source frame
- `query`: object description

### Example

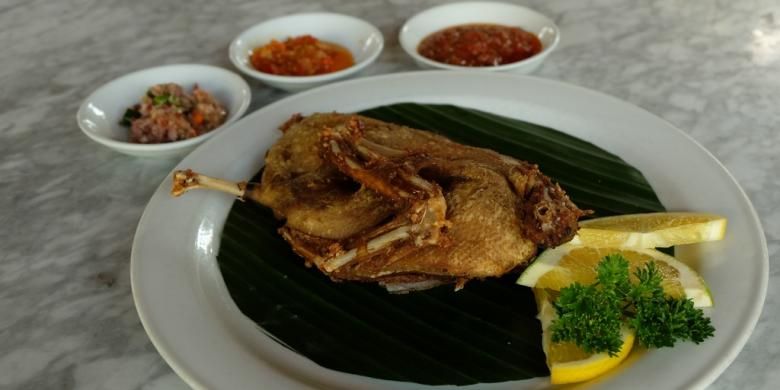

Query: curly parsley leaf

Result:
[597,253,632,294]
[550,254,714,355]
[632,293,715,348]
[551,282,624,356]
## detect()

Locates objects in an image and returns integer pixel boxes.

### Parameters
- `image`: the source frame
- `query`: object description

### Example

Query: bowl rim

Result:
[398,1,560,71]
[228,12,385,83]
[76,63,251,152]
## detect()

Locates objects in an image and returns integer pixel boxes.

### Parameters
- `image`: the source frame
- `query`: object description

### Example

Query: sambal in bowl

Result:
[229,13,384,92]
[399,2,559,73]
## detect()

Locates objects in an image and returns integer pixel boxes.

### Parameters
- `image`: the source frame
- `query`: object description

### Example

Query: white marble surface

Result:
[1,0,777,388]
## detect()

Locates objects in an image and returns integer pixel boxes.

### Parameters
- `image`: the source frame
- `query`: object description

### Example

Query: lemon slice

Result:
[535,289,635,385]
[518,243,713,307]
[571,212,727,248]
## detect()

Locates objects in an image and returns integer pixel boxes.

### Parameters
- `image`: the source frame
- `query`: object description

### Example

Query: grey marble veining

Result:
[1,0,778,388]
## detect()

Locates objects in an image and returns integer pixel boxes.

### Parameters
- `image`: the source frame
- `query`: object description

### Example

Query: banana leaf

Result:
[218,103,665,385]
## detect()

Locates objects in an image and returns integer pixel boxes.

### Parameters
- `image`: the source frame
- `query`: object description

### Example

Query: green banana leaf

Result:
[218,103,665,385]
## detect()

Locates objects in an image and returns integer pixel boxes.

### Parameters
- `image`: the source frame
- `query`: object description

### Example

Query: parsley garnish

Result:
[153,93,171,106]
[550,254,714,356]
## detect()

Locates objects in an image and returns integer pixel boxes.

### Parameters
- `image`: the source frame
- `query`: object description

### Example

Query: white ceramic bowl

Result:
[229,13,384,92]
[399,2,560,73]
[77,64,251,158]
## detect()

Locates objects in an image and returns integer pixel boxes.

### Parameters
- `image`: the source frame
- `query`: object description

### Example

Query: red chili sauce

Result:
[417,24,542,67]
[250,35,355,76]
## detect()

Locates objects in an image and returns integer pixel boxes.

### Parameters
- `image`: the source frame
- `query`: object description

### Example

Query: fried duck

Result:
[172,113,586,292]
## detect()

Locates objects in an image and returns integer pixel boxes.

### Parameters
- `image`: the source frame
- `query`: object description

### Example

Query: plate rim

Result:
[131,71,768,390]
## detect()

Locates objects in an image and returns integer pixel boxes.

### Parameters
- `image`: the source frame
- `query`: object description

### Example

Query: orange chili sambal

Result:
[417,24,542,67]
[250,35,355,76]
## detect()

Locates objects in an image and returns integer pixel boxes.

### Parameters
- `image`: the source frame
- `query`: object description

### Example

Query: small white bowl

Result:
[229,13,384,92]
[399,2,560,73]
[77,64,251,158]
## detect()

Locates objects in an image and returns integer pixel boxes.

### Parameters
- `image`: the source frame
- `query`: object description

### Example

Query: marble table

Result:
[1,0,777,388]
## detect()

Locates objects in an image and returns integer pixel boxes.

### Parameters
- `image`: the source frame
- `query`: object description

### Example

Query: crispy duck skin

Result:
[171,113,586,292]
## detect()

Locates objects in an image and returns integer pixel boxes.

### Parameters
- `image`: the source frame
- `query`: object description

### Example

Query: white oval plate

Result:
[131,72,767,390]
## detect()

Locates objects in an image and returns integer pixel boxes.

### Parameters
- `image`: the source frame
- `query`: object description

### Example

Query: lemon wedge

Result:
[571,212,727,248]
[521,212,721,384]
[535,289,635,385]
[518,243,713,307]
